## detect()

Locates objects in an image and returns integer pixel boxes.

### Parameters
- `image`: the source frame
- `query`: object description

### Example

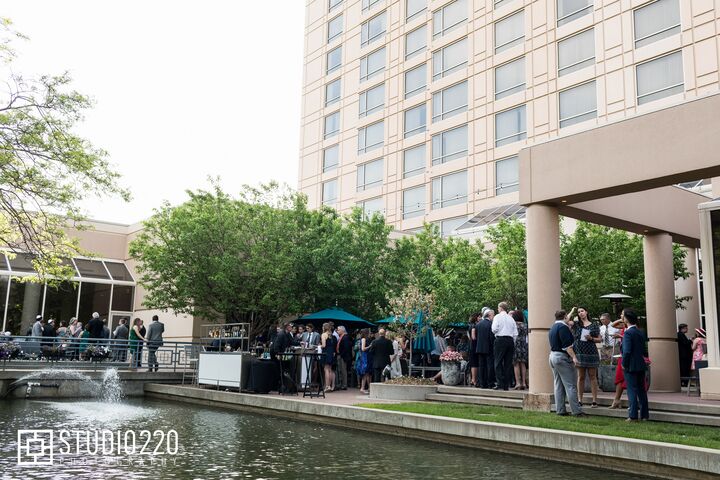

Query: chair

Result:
[685,360,708,396]
[182,345,202,385]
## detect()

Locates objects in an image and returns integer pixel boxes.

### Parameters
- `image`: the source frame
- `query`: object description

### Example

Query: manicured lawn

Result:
[356,402,720,450]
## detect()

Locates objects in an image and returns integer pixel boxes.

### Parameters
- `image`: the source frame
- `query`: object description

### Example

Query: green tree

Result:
[0,19,129,278]
[485,218,528,309]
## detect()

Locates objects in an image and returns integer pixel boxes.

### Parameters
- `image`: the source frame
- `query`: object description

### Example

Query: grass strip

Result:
[357,402,720,450]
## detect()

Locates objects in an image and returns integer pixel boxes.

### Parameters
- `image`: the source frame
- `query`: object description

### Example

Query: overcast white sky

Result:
[3,1,305,224]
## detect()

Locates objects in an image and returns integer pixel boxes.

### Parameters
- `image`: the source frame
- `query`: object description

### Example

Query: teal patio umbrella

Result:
[411,310,435,353]
[299,307,375,330]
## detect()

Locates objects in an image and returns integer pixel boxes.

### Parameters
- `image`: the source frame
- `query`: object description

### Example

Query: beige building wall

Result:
[299,0,720,232]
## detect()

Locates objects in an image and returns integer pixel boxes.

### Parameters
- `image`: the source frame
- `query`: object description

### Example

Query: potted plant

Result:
[439,350,464,386]
[0,341,21,362]
[84,345,110,362]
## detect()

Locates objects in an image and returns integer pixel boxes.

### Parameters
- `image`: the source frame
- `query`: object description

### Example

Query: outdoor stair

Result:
[424,385,720,427]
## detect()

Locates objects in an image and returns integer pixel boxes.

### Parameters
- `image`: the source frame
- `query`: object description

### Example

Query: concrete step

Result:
[593,396,720,417]
[580,404,720,427]
[426,393,523,408]
[437,385,525,399]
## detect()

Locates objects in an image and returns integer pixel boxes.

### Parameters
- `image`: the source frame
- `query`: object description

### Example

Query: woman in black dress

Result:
[511,310,528,390]
[571,307,601,407]
[468,313,480,387]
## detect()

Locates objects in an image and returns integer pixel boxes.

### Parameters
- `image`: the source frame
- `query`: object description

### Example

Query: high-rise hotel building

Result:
[298,0,720,236]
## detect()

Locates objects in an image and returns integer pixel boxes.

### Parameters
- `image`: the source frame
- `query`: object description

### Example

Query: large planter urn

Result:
[440,361,462,386]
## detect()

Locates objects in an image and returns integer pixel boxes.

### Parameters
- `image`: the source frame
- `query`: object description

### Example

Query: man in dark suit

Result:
[112,318,130,362]
[621,308,649,421]
[146,315,165,372]
[336,325,353,390]
[369,328,394,383]
[475,309,496,388]
[88,312,104,340]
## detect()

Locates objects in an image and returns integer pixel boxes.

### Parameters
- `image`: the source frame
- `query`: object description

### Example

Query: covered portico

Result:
[519,92,720,402]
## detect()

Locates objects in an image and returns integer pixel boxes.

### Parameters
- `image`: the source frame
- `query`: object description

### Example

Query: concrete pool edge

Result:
[145,384,719,480]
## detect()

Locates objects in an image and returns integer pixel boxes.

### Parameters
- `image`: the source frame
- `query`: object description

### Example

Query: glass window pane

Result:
[325,78,341,106]
[6,277,42,335]
[432,170,467,209]
[495,57,525,99]
[405,25,427,59]
[323,145,340,172]
[74,259,110,279]
[78,282,111,323]
[323,180,338,205]
[495,105,527,147]
[362,12,386,47]
[636,51,683,105]
[440,217,466,236]
[105,262,133,282]
[403,186,425,219]
[360,197,384,218]
[357,158,384,190]
[44,281,79,325]
[112,285,134,311]
[403,144,426,178]
[407,0,426,21]
[404,103,427,138]
[8,253,36,273]
[329,0,343,11]
[558,0,593,26]
[327,46,342,73]
[359,83,385,117]
[358,121,384,154]
[495,10,524,53]
[433,0,468,38]
[432,124,467,165]
[0,254,8,270]
[558,29,595,76]
[405,63,427,98]
[362,0,382,11]
[634,0,680,48]
[559,81,597,128]
[361,48,385,82]
[496,156,520,195]
[328,15,343,43]
[432,38,467,80]
[324,112,340,139]
[432,81,467,122]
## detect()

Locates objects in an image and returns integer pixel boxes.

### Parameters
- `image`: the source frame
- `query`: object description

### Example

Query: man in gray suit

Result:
[146,315,165,372]
[113,318,129,362]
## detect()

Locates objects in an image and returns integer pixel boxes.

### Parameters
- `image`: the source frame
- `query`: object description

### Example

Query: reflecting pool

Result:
[0,398,647,479]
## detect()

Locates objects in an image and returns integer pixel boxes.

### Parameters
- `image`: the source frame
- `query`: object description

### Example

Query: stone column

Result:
[643,233,680,392]
[525,204,561,409]
[20,281,43,335]
[675,247,701,332]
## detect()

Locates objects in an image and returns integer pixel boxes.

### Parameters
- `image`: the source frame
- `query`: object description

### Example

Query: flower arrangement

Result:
[84,345,111,361]
[0,341,21,360]
[439,350,464,363]
[385,376,436,386]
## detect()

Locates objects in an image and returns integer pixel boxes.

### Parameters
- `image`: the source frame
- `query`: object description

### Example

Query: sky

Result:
[2,1,305,224]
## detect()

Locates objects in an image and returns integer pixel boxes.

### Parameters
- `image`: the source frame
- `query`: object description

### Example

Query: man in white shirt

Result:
[491,302,518,390]
[599,313,619,362]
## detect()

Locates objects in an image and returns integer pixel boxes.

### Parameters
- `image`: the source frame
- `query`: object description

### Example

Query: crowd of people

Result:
[5,313,165,371]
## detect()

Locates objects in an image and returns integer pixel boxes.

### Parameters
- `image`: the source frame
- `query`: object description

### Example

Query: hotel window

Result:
[558,29,595,76]
[358,120,384,154]
[432,0,468,39]
[362,0,382,12]
[557,0,592,27]
[403,144,426,178]
[359,197,384,219]
[329,0,343,12]
[360,47,385,82]
[496,156,519,195]
[403,186,425,219]
[432,38,467,80]
[440,217,465,236]
[324,111,340,139]
[634,0,680,48]
[359,83,385,117]
[495,56,525,99]
[432,124,467,165]
[323,145,339,172]
[495,105,526,147]
[494,0,514,8]
[432,81,467,123]
[325,78,341,106]
[327,46,342,74]
[432,170,467,209]
[407,0,426,22]
[405,63,427,99]
[322,179,338,206]
[405,25,427,60]
[361,12,387,47]
[559,81,597,128]
[495,10,524,53]
[404,103,427,138]
[328,15,343,43]
[357,158,384,191]
[636,51,683,105]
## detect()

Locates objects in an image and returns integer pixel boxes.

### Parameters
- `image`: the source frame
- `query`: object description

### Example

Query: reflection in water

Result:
[0,398,645,479]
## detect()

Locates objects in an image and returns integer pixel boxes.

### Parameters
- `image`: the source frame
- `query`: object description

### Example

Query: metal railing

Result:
[0,335,207,372]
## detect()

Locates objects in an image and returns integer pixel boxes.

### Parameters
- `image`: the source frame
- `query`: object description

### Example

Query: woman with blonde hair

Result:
[320,322,337,392]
